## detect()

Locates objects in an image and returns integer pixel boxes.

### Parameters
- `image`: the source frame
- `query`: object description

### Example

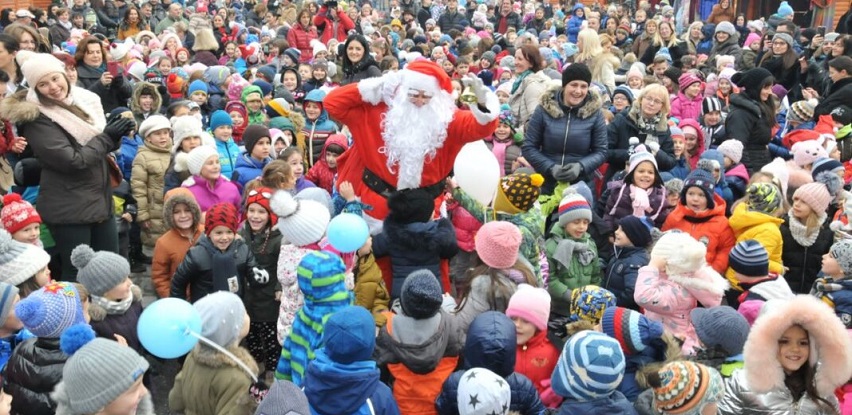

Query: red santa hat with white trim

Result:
[400,60,453,96]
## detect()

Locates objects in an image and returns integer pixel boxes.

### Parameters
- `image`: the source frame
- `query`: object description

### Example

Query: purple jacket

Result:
[183,175,242,212]
[603,184,671,229]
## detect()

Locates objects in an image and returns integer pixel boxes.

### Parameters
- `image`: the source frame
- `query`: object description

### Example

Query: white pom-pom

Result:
[174,152,189,173]
[562,187,579,198]
[70,244,95,269]
[629,137,640,146]
[14,50,35,68]
[0,229,13,254]
[269,190,297,218]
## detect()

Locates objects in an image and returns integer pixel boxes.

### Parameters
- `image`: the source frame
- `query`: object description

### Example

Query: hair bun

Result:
[70,244,95,269]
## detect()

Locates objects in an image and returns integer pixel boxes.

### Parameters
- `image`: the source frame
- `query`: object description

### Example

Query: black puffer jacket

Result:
[725,93,773,173]
[5,337,66,415]
[814,77,852,119]
[780,217,834,294]
[605,104,676,182]
[435,311,545,415]
[239,223,283,322]
[170,235,256,303]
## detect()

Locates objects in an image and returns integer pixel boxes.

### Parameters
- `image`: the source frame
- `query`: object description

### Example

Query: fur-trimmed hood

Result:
[191,343,260,376]
[130,82,163,115]
[743,295,852,396]
[0,89,39,124]
[539,84,604,120]
[163,188,202,230]
[89,285,143,322]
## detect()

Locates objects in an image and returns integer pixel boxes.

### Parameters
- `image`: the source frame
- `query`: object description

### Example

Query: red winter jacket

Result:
[515,330,560,405]
[313,6,355,44]
[286,23,318,63]
[447,199,481,252]
[305,134,348,194]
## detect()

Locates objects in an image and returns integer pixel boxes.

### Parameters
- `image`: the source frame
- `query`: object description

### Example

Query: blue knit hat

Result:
[15,281,86,338]
[569,285,616,323]
[612,85,634,105]
[209,110,233,131]
[777,1,794,17]
[601,306,664,355]
[187,79,208,96]
[253,79,273,97]
[811,158,845,180]
[728,240,769,277]
[680,169,716,209]
[321,306,375,363]
[552,330,625,400]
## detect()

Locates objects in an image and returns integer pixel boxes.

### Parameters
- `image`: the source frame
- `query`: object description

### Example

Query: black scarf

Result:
[201,237,242,297]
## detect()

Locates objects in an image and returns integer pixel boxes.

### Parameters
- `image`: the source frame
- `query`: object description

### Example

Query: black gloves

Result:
[551,163,583,183]
[104,116,134,142]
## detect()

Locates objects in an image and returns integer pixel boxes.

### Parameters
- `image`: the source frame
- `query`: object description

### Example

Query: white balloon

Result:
[453,140,500,206]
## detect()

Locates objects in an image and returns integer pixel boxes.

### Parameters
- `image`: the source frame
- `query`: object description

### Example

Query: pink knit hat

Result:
[794,182,832,214]
[744,32,762,48]
[505,284,550,331]
[475,221,522,269]
[678,72,702,92]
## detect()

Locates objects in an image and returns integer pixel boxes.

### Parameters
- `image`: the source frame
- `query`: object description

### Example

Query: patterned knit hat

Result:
[701,97,722,115]
[601,306,664,355]
[71,245,130,297]
[680,169,716,209]
[493,173,543,214]
[194,291,246,347]
[651,361,725,415]
[458,368,512,415]
[204,203,239,236]
[322,305,376,364]
[690,306,750,355]
[552,330,625,400]
[15,281,86,338]
[256,380,311,415]
[244,187,278,227]
[728,240,769,277]
[1,193,41,235]
[830,240,852,275]
[0,228,50,286]
[297,251,352,305]
[505,284,550,331]
[794,182,833,214]
[746,183,782,215]
[717,139,743,164]
[628,145,658,175]
[400,269,443,319]
[475,221,521,269]
[269,190,330,246]
[788,100,817,124]
[678,72,702,93]
[811,158,845,180]
[557,187,592,228]
[569,285,616,323]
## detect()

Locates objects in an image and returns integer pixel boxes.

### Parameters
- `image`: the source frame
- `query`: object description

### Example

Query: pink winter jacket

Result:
[447,200,482,252]
[670,92,704,122]
[182,175,242,213]
[634,265,729,354]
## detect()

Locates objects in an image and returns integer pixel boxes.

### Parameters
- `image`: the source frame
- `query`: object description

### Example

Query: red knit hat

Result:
[244,187,279,227]
[474,221,522,269]
[1,193,41,234]
[402,60,453,94]
[204,203,239,235]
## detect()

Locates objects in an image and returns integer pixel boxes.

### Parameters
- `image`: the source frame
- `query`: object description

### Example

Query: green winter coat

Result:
[545,225,601,316]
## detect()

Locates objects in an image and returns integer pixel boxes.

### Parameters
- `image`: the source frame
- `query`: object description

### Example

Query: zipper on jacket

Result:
[561,113,572,165]
[800,246,808,293]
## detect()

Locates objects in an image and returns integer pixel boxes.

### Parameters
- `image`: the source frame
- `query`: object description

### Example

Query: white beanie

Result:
[0,228,50,286]
[651,232,707,276]
[310,39,327,56]
[17,51,66,92]
[269,190,330,246]
[717,139,744,164]
[138,115,171,140]
[180,145,219,176]
[171,115,204,151]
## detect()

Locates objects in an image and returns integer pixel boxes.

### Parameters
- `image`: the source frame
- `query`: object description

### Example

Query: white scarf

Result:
[92,293,133,315]
[787,213,826,248]
[28,86,105,146]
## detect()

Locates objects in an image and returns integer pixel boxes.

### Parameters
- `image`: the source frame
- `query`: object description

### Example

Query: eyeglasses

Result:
[613,95,628,101]
[644,97,665,106]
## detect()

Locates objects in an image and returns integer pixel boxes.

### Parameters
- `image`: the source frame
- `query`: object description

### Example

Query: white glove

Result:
[252,267,270,284]
[462,73,488,103]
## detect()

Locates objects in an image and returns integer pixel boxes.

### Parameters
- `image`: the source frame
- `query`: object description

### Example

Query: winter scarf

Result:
[787,213,826,247]
[30,86,106,146]
[512,69,532,94]
[91,292,133,315]
[202,240,242,297]
[635,113,662,142]
[552,236,597,269]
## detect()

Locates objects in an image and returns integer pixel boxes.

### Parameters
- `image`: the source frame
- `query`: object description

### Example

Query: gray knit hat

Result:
[0,228,50,286]
[195,291,247,347]
[71,245,131,297]
[53,333,149,414]
[690,306,750,355]
[830,240,852,276]
[715,21,736,36]
[256,380,311,415]
[773,33,795,49]
[400,269,443,319]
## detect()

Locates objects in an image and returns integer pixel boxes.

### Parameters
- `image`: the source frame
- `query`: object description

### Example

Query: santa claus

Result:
[324,59,501,229]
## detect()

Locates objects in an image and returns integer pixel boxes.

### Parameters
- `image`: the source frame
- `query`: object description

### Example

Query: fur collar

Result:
[539,84,604,120]
[0,89,38,123]
[191,343,260,376]
[666,268,729,297]
[89,285,142,322]
[743,295,852,396]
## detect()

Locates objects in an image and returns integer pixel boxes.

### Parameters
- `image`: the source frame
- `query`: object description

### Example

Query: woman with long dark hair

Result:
[340,34,380,85]
[0,52,134,279]
[74,36,131,112]
[759,33,801,92]
[725,68,776,173]
[117,6,149,41]
[0,34,21,94]
[0,9,15,31]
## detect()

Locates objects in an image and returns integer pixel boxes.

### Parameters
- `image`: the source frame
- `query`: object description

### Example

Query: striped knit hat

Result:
[551,330,625,401]
[788,100,817,124]
[558,187,592,228]
[601,306,664,355]
[728,240,769,277]
[652,361,725,415]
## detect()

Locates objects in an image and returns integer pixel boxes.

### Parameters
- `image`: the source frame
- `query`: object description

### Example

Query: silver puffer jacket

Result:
[718,369,839,415]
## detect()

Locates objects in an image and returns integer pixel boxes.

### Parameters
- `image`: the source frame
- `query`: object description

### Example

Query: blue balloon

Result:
[327,213,370,253]
[137,298,201,359]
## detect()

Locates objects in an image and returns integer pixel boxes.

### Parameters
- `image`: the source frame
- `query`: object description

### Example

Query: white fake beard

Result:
[381,89,455,190]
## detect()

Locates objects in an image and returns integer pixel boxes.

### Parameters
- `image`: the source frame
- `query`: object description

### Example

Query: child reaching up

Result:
[353,236,391,327]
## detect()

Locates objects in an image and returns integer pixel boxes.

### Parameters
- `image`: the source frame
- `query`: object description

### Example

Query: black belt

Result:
[362,167,446,199]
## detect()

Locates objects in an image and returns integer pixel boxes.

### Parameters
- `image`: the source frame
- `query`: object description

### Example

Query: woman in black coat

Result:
[725,67,776,173]
[758,33,801,93]
[340,34,381,85]
[811,55,852,119]
[73,36,131,113]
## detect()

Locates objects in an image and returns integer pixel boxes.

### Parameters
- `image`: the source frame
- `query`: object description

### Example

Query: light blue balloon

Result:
[137,298,201,359]
[327,213,369,253]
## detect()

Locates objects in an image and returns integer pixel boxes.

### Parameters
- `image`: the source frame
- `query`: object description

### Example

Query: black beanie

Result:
[387,188,435,224]
[618,216,652,248]
[242,124,270,156]
[731,68,773,95]
[562,63,592,87]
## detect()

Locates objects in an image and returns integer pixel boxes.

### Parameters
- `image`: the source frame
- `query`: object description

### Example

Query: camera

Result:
[326,0,338,8]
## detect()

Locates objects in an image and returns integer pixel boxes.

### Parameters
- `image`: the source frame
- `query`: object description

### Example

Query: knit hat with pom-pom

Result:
[651,232,707,276]
[494,172,544,214]
[558,187,592,227]
[811,158,845,180]
[269,190,330,246]
[601,306,664,355]
[1,192,41,235]
[0,228,50,286]
[15,281,86,338]
[71,245,130,297]
[650,361,725,415]
[54,324,149,415]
